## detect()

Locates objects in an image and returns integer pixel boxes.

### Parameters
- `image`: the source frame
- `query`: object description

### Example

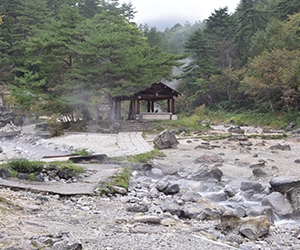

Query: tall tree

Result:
[204,7,238,69]
[274,0,300,21]
[178,29,220,107]
[62,11,185,119]
[235,0,268,66]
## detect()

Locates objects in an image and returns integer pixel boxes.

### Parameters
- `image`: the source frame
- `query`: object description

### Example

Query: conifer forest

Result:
[0,0,300,123]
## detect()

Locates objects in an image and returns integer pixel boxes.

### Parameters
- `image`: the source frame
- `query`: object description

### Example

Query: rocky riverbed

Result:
[1,124,300,249]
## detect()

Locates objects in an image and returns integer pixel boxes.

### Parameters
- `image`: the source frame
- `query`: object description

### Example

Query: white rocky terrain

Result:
[1,123,300,249]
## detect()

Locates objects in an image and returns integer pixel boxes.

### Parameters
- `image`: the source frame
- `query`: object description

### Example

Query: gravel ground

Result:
[1,124,300,249]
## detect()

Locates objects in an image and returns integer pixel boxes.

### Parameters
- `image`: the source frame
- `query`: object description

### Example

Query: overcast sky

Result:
[122,0,241,29]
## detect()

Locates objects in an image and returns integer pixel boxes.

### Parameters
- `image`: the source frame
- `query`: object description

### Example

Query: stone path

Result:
[0,164,120,195]
[41,131,154,158]
[0,125,155,195]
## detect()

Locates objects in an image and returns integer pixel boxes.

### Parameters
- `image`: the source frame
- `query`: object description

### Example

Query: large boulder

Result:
[182,203,207,219]
[0,167,11,179]
[153,130,179,149]
[269,176,300,193]
[262,192,293,219]
[195,197,226,219]
[191,164,223,182]
[268,144,291,151]
[240,181,264,193]
[286,188,300,215]
[228,126,245,134]
[246,206,275,224]
[286,122,296,132]
[239,215,270,240]
[161,198,184,217]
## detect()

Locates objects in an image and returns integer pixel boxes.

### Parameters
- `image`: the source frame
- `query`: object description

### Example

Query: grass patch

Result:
[0,196,12,205]
[127,149,166,163]
[0,159,85,181]
[99,167,132,195]
[154,114,210,133]
[5,158,44,173]
[205,109,300,130]
[74,148,89,156]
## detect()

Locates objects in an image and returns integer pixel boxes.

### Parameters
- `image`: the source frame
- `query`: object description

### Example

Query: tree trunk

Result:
[81,105,93,121]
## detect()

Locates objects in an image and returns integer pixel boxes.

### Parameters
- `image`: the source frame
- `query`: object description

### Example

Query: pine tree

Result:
[235,0,268,66]
[204,7,238,69]
[274,0,300,21]
[179,29,221,107]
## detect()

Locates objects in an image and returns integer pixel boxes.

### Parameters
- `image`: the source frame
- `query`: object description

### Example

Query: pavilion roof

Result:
[113,82,180,101]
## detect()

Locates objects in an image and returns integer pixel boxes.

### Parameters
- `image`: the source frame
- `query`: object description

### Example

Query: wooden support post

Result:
[137,99,140,114]
[167,99,170,113]
[171,98,175,114]
[151,101,154,112]
[132,99,136,114]
[147,101,151,113]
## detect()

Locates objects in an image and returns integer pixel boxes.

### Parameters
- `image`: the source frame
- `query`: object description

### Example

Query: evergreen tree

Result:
[204,7,238,69]
[179,29,221,107]
[61,11,185,119]
[235,0,268,66]
[274,0,300,21]
[78,0,101,19]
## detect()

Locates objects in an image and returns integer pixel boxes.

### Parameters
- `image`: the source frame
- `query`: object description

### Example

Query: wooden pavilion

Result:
[112,82,181,120]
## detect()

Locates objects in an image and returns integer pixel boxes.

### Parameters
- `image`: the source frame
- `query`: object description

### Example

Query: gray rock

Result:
[156,180,169,192]
[240,181,264,193]
[149,187,160,198]
[252,168,267,177]
[17,173,30,180]
[163,184,180,195]
[161,198,184,217]
[204,191,227,202]
[239,215,270,240]
[0,167,11,179]
[129,226,163,234]
[228,126,245,134]
[191,164,223,182]
[196,197,226,219]
[286,122,296,131]
[224,185,235,197]
[153,130,179,149]
[239,141,253,147]
[181,191,202,202]
[35,174,45,182]
[262,192,293,219]
[224,233,244,244]
[246,206,275,224]
[228,135,248,141]
[249,162,265,168]
[132,215,161,224]
[217,211,241,234]
[269,176,300,193]
[292,128,300,134]
[150,168,164,179]
[268,144,291,151]
[194,153,224,164]
[111,185,127,194]
[250,193,267,201]
[0,147,3,153]
[182,203,207,219]
[126,204,149,213]
[286,188,300,214]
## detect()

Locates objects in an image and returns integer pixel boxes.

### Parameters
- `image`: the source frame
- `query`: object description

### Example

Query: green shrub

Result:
[7,158,43,173]
[127,149,165,163]
[74,148,89,156]
[29,173,35,181]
